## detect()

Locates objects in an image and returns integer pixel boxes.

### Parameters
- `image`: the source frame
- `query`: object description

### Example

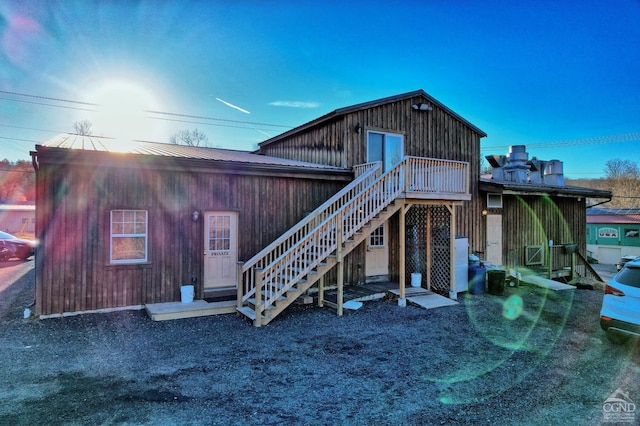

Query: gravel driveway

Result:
[0,261,638,425]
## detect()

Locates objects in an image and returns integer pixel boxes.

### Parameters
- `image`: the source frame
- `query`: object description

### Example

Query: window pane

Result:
[367,132,383,163]
[112,237,146,260]
[124,223,135,234]
[112,223,123,234]
[385,135,403,167]
[111,209,147,263]
[616,267,640,288]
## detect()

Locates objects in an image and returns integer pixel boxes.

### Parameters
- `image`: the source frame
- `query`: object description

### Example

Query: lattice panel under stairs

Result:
[406,205,451,295]
[429,206,451,295]
[406,206,427,286]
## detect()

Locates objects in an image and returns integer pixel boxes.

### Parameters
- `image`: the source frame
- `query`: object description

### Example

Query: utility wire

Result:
[0,89,295,129]
[483,132,640,151]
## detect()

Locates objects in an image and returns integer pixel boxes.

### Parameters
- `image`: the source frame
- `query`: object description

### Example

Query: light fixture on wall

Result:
[354,123,362,134]
[481,209,488,216]
[192,210,200,222]
[412,103,432,111]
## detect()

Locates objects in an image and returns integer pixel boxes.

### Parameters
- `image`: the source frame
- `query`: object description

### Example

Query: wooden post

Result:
[335,213,344,316]
[236,262,244,309]
[318,275,325,307]
[399,203,406,304]
[337,260,344,316]
[426,205,432,290]
[404,157,410,192]
[448,204,456,298]
[253,268,262,327]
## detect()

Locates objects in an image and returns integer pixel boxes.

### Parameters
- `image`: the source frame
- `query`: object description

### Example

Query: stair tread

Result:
[237,306,256,320]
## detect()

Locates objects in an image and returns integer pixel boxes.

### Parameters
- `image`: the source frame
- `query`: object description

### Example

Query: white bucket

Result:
[411,273,422,287]
[180,285,194,303]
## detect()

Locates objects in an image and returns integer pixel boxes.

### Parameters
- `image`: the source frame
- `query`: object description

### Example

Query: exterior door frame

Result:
[366,130,405,171]
[365,222,389,282]
[203,211,238,291]
[486,214,503,266]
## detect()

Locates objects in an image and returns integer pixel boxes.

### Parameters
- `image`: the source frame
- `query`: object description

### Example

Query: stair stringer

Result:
[238,201,403,326]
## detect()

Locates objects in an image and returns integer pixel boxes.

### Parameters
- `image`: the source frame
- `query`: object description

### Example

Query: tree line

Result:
[568,159,640,208]
[2,132,638,209]
[0,160,35,203]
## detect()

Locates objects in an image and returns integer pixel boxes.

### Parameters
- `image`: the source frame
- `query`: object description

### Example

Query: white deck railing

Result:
[239,156,469,318]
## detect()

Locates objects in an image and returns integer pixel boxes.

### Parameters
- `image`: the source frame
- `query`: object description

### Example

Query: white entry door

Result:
[204,212,238,290]
[486,214,503,266]
[365,223,389,281]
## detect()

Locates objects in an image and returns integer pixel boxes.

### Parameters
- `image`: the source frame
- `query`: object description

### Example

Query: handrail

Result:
[252,160,405,311]
[239,155,470,319]
[240,162,381,298]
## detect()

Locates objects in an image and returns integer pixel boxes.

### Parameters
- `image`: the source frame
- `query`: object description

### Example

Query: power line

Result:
[0,124,66,134]
[0,96,97,112]
[0,89,295,129]
[482,132,640,151]
[146,110,291,128]
[0,89,98,106]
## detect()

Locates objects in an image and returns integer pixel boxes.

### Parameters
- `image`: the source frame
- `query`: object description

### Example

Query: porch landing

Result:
[323,283,459,311]
[389,287,459,309]
[145,299,236,321]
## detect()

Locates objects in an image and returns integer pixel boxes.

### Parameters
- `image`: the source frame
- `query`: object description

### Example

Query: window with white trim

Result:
[369,224,385,248]
[110,210,148,264]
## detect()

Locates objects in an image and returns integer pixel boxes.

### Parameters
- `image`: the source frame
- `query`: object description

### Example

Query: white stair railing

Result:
[239,156,470,321]
[239,161,381,303]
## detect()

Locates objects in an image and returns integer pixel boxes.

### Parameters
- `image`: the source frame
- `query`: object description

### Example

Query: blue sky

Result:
[1,0,639,178]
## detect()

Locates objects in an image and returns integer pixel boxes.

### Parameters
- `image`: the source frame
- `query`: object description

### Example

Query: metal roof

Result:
[37,134,348,172]
[479,177,612,199]
[587,208,640,224]
[587,208,640,215]
[259,89,487,149]
[587,215,640,224]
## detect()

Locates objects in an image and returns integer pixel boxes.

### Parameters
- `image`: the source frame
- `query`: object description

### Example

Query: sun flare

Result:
[84,79,164,143]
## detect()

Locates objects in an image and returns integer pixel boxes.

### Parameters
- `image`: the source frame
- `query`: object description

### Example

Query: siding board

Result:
[34,155,348,315]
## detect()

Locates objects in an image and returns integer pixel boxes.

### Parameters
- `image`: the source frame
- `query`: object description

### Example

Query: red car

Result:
[0,231,36,260]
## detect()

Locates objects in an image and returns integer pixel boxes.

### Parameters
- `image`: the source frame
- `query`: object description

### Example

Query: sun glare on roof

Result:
[85,80,163,143]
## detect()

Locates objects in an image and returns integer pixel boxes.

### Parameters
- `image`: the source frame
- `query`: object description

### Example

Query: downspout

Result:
[23,150,39,317]
[587,197,612,209]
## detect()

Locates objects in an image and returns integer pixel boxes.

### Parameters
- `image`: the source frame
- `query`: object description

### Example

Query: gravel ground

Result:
[0,261,639,425]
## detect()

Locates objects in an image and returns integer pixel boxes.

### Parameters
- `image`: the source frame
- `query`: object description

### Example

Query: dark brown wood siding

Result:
[259,95,485,276]
[35,156,347,316]
[485,194,587,267]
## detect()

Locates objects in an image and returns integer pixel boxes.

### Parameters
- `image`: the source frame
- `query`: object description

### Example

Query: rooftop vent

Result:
[485,145,564,186]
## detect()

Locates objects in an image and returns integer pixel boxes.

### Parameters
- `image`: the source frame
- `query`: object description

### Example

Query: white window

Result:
[487,193,503,209]
[208,214,231,252]
[369,224,385,248]
[110,210,148,264]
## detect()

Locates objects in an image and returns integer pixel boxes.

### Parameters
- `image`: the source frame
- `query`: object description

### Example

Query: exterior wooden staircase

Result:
[236,156,470,326]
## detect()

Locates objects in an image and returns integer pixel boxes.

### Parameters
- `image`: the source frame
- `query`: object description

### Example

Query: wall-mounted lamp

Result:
[412,103,433,111]
[354,123,362,134]
[192,210,200,222]
[481,209,488,216]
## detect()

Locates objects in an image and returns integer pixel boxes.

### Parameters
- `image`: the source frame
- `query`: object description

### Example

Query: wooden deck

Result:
[519,275,575,291]
[145,300,237,321]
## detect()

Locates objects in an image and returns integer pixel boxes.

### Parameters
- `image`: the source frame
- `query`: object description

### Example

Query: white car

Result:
[600,258,640,344]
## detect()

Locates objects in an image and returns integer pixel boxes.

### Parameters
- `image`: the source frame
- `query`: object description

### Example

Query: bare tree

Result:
[604,159,639,180]
[170,129,209,147]
[72,119,93,136]
[604,159,640,208]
